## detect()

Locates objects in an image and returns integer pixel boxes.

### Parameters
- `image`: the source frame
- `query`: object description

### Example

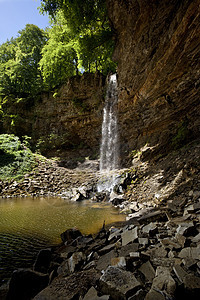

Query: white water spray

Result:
[97,74,119,192]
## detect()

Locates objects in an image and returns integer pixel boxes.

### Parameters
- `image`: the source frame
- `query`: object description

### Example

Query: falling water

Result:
[97,74,119,192]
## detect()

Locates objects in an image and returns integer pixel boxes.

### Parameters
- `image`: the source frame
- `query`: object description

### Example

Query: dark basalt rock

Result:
[6,269,49,300]
[33,248,52,274]
[60,228,82,244]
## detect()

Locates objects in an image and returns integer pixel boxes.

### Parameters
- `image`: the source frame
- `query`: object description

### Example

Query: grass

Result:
[0,134,38,181]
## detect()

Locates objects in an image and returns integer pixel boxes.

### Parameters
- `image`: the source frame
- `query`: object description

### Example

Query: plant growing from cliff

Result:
[171,120,189,150]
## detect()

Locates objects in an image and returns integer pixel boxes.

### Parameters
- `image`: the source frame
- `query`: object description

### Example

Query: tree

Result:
[39,12,77,88]
[0,25,48,98]
[40,0,116,78]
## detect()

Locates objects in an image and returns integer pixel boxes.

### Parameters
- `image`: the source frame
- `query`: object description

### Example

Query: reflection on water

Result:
[0,196,125,285]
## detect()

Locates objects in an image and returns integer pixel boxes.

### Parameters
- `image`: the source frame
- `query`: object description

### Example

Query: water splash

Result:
[97,74,120,192]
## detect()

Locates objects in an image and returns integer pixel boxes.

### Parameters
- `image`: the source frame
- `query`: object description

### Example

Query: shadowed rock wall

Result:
[107,0,200,164]
[2,72,105,162]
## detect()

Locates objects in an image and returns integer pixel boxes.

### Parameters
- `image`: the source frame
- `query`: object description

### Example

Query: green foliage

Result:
[0,134,37,180]
[171,120,189,149]
[130,149,142,159]
[40,0,116,84]
[39,13,77,88]
[35,133,72,154]
[0,25,48,98]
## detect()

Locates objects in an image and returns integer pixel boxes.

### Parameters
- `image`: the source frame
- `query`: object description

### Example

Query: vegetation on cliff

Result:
[0,134,37,180]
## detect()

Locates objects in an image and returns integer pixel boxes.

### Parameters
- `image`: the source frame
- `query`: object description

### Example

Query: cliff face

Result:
[107,0,200,164]
[2,73,105,164]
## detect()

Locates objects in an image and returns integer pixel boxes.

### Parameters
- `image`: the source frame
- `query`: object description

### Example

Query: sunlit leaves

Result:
[0,25,48,98]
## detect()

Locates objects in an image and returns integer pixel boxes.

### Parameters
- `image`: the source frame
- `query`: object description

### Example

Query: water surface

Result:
[0,196,125,285]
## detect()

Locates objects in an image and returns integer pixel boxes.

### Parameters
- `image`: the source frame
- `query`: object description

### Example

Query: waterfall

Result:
[97,74,119,192]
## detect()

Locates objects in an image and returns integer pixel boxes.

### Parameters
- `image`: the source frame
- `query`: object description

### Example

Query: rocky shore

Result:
[0,140,200,300]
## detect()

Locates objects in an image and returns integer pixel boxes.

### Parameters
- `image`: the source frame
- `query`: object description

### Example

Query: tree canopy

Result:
[0,24,47,98]
[0,0,116,98]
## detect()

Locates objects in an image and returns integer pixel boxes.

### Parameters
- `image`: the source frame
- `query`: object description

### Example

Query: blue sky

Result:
[0,0,50,44]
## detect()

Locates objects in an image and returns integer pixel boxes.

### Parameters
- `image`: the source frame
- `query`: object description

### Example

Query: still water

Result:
[0,196,125,285]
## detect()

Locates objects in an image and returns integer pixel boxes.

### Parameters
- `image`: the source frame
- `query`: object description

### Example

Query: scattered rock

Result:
[139,261,155,283]
[121,227,138,246]
[99,266,141,300]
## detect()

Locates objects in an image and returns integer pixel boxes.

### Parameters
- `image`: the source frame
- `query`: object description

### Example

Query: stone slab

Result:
[139,261,155,283]
[99,266,141,300]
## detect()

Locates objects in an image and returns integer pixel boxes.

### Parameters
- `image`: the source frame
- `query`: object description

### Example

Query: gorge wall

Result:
[107,0,200,165]
[2,73,105,165]
[2,0,200,168]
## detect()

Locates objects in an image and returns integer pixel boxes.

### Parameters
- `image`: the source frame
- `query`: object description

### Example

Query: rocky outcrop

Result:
[107,0,200,164]
[0,158,99,197]
[2,72,105,162]
[5,185,199,300]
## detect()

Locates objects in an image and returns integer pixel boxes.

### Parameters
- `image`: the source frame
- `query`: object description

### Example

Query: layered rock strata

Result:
[107,0,200,164]
[2,72,105,161]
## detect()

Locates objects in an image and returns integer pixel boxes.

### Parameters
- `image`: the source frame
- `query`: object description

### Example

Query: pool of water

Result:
[0,196,125,285]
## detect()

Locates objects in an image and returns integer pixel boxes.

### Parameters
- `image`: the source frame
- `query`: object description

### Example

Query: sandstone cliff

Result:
[107,0,200,164]
[2,72,105,165]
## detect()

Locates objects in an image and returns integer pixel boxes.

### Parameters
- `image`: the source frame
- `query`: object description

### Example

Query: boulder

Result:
[33,249,52,274]
[68,252,85,273]
[60,228,82,244]
[96,250,117,271]
[99,266,141,299]
[6,269,49,300]
[152,266,176,297]
[139,261,155,283]
[33,269,100,300]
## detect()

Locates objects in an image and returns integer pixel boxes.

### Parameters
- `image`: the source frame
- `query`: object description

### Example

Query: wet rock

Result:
[108,228,122,241]
[7,269,49,300]
[111,197,126,206]
[99,266,141,300]
[61,228,82,244]
[68,252,85,273]
[60,245,76,259]
[33,249,52,274]
[0,282,9,300]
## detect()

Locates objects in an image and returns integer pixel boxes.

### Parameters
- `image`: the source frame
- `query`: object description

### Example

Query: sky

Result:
[0,0,50,45]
